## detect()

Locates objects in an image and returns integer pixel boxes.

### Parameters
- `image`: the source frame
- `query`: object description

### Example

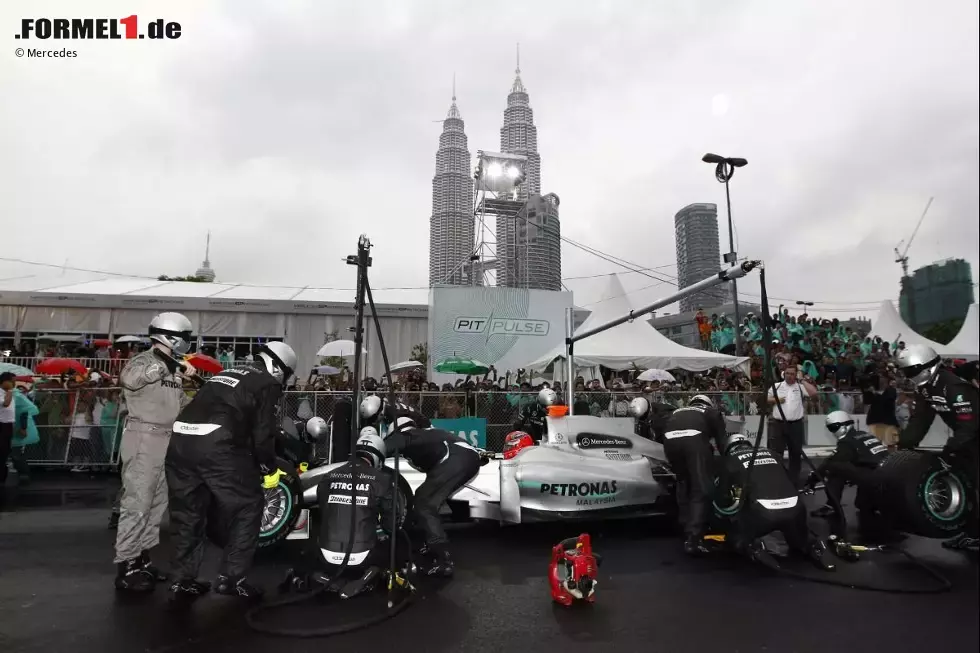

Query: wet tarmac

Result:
[0,472,977,653]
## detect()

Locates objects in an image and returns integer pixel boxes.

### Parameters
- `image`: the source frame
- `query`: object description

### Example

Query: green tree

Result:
[410,342,428,369]
[922,319,964,345]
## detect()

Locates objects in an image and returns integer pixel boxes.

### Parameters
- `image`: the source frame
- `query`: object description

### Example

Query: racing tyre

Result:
[205,457,302,555]
[712,476,742,523]
[875,450,974,539]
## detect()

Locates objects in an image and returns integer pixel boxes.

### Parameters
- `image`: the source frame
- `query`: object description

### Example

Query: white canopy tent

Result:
[526,275,750,375]
[945,303,979,360]
[868,300,949,353]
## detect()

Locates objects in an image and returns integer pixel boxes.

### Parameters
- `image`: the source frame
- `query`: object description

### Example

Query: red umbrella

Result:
[35,358,88,376]
[91,338,113,348]
[185,353,224,375]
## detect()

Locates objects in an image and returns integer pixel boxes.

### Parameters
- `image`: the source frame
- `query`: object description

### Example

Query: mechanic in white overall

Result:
[113,312,196,593]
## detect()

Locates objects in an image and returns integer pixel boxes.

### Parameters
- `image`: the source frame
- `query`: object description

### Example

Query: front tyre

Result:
[257,460,303,551]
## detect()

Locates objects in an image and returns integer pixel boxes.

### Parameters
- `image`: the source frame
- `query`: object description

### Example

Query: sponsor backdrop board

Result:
[428,286,573,385]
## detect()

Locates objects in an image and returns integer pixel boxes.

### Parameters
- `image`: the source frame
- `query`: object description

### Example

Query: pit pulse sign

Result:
[431,417,487,448]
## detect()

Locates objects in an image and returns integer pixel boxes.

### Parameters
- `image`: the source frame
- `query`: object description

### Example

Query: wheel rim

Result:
[923,471,965,522]
[713,480,741,516]
[396,485,409,526]
[260,481,293,537]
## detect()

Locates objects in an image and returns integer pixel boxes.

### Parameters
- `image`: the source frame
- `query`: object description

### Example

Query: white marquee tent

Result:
[868,300,949,353]
[945,303,979,360]
[525,275,750,376]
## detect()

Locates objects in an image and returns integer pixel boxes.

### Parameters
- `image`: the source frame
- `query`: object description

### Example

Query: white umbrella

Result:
[314,365,341,376]
[115,335,144,344]
[637,368,676,383]
[316,340,365,358]
[389,360,424,373]
[38,334,83,343]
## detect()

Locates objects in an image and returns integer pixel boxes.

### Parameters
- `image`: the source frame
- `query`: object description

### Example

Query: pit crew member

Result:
[661,394,728,556]
[113,312,195,593]
[807,411,890,536]
[895,345,979,550]
[166,341,297,602]
[514,388,556,442]
[719,434,836,571]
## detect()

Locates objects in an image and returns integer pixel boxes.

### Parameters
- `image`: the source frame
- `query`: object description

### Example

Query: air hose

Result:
[245,236,415,637]
[730,264,951,594]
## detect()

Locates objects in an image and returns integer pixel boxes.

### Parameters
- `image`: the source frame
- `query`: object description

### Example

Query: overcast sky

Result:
[2,0,977,319]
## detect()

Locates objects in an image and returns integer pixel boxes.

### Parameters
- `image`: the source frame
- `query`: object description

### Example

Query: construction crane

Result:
[894,196,934,278]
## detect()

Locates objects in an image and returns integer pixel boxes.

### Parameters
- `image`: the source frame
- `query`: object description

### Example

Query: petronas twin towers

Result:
[427,55,561,291]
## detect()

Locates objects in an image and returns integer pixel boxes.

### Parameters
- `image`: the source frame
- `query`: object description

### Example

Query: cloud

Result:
[1,0,977,318]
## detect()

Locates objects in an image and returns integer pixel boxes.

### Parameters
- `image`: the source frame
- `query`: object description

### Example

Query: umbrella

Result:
[637,369,676,383]
[0,362,36,377]
[35,358,88,376]
[314,365,341,376]
[389,360,424,374]
[90,338,113,348]
[435,357,489,375]
[38,334,83,343]
[316,340,365,358]
[185,353,224,375]
[115,335,144,344]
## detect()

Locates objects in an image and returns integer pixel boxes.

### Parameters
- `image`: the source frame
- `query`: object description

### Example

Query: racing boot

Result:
[806,541,836,572]
[114,557,156,593]
[168,578,212,607]
[215,574,264,601]
[426,545,455,578]
[683,535,710,557]
[140,550,169,582]
[338,566,381,599]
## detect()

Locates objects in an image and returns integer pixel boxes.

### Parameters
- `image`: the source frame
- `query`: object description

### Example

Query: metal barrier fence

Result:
[0,355,259,377]
[11,389,893,468]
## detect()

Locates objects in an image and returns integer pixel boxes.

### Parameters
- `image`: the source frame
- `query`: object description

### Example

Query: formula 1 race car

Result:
[272,413,676,549]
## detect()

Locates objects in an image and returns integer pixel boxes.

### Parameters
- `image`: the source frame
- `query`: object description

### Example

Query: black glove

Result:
[152,348,179,374]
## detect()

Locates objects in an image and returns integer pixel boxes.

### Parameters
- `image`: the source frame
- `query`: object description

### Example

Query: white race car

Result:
[280,414,676,543]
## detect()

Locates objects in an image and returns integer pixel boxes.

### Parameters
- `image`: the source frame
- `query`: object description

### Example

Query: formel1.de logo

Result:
[16,16,182,40]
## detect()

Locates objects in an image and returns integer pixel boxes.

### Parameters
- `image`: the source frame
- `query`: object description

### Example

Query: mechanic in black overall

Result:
[166,341,297,602]
[628,396,677,442]
[895,345,979,550]
[284,427,410,598]
[718,434,836,571]
[514,388,556,442]
[807,410,890,537]
[360,397,482,577]
[660,395,728,556]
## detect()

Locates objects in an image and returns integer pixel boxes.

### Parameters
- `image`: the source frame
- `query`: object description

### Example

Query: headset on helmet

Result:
[894,344,942,388]
[825,410,855,438]
[689,394,713,409]
[356,426,386,468]
[258,341,297,385]
[148,312,194,355]
[538,388,557,407]
[724,433,752,455]
[628,397,650,419]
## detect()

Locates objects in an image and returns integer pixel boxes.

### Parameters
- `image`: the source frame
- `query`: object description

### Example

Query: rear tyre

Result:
[875,450,973,539]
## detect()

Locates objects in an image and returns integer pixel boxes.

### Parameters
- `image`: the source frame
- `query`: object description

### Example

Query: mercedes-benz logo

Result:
[579,437,591,448]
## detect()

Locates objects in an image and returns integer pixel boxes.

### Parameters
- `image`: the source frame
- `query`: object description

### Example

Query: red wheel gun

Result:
[549,533,601,606]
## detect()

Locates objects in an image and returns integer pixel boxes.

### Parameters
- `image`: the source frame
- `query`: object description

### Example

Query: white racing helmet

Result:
[306,416,329,441]
[538,388,557,407]
[894,344,942,388]
[148,312,194,355]
[360,395,383,423]
[629,396,650,419]
[258,341,297,385]
[689,394,713,409]
[724,433,752,455]
[356,426,386,468]
[825,411,855,438]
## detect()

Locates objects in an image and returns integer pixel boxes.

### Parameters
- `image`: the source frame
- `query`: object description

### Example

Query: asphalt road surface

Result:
[1,474,977,653]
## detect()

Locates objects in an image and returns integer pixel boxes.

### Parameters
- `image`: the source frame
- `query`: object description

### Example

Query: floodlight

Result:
[702,153,724,164]
[474,150,528,194]
[488,162,503,178]
[506,166,520,179]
